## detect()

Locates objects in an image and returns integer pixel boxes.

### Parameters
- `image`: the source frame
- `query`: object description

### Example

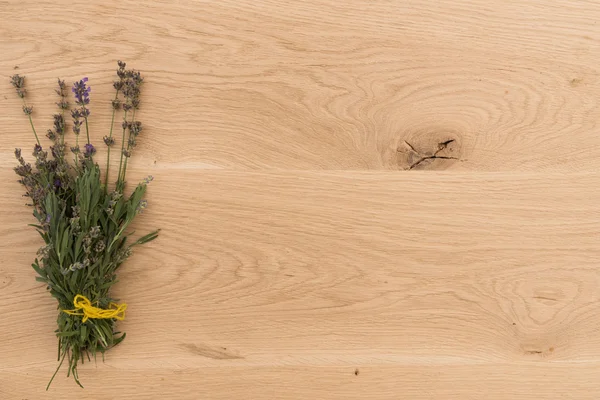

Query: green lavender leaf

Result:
[80,324,87,342]
[32,259,46,278]
[56,331,78,337]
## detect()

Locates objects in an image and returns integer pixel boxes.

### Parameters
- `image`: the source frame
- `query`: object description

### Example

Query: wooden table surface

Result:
[2,0,600,398]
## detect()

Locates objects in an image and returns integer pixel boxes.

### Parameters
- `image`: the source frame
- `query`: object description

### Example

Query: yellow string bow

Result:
[62,294,127,323]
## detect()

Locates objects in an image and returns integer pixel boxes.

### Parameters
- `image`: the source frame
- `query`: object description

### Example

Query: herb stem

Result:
[58,82,67,148]
[120,108,136,186]
[22,98,40,146]
[81,104,91,145]
[104,91,120,191]
[47,348,67,391]
[61,107,66,147]
[116,109,129,191]
[74,130,80,167]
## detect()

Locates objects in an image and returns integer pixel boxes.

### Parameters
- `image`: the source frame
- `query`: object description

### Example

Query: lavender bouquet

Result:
[10,61,159,389]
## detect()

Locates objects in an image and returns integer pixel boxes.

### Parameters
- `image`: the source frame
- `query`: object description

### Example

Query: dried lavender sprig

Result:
[10,74,41,145]
[56,79,69,147]
[117,68,143,190]
[115,66,143,189]
[104,61,127,190]
[72,78,92,145]
[116,69,139,189]
[83,143,96,158]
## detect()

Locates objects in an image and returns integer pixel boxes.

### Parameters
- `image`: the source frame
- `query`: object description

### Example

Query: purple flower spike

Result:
[72,78,91,106]
[84,143,96,157]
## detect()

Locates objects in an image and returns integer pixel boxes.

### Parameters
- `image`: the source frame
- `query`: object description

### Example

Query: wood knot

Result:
[390,129,462,170]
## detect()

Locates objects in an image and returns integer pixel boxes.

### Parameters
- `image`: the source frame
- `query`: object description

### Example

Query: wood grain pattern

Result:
[2,170,600,398]
[6,365,600,399]
[2,0,600,170]
[2,0,600,398]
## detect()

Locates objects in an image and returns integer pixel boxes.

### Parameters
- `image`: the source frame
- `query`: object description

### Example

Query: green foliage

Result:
[36,161,159,389]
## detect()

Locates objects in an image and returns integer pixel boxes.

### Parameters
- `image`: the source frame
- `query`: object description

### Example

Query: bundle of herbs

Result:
[10,61,159,389]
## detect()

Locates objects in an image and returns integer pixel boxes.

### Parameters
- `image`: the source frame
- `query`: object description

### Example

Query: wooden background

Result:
[1,0,600,398]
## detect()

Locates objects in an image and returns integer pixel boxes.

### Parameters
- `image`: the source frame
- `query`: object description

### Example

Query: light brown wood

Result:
[2,0,600,171]
[6,365,600,399]
[2,170,600,398]
[2,0,600,398]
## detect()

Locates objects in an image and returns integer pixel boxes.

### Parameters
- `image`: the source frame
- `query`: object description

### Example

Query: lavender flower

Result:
[94,240,106,253]
[14,148,33,178]
[136,200,148,214]
[33,144,48,169]
[129,121,142,136]
[37,243,53,260]
[116,66,145,190]
[72,77,91,106]
[57,79,67,92]
[41,214,51,231]
[49,145,60,158]
[114,63,126,90]
[103,136,115,146]
[10,74,26,98]
[68,262,84,272]
[53,114,65,135]
[46,129,57,141]
[11,74,40,145]
[51,143,67,160]
[33,187,50,210]
[124,78,142,108]
[83,236,92,254]
[116,60,127,79]
[15,148,25,164]
[33,144,43,157]
[71,110,82,135]
[14,163,32,177]
[89,226,101,238]
[55,79,69,109]
[84,143,96,157]
[142,175,154,184]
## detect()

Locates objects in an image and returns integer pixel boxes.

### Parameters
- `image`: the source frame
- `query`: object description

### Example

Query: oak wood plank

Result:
[1,170,599,397]
[2,0,600,170]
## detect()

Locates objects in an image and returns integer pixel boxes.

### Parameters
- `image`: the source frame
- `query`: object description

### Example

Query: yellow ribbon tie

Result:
[62,294,127,323]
